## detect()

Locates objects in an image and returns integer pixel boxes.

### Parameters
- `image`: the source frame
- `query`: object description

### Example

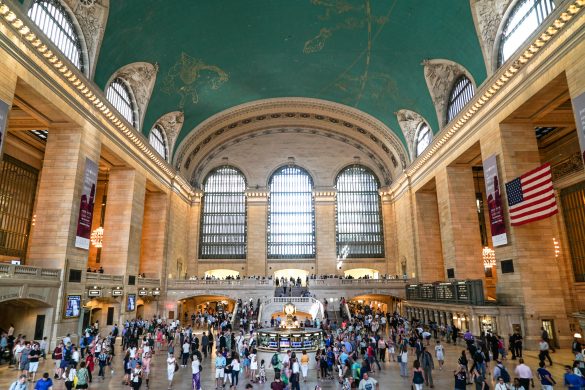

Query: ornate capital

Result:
[471,0,512,74]
[153,111,184,158]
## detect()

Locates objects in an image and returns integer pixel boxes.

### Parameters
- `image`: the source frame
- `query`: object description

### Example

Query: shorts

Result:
[20,362,30,371]
[215,368,224,378]
[29,362,39,373]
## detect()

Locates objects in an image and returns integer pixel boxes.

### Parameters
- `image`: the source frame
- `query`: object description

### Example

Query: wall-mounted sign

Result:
[88,289,101,297]
[75,158,98,249]
[571,90,585,165]
[152,289,161,296]
[0,99,9,160]
[138,289,148,296]
[112,289,123,296]
[64,295,81,318]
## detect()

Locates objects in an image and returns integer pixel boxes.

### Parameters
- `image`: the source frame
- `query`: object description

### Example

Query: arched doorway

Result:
[344,268,380,279]
[0,298,54,342]
[179,295,237,327]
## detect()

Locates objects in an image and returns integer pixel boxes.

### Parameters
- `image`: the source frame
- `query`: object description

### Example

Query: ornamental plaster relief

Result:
[153,111,184,160]
[395,109,430,161]
[109,62,159,132]
[422,59,475,129]
[64,0,109,79]
[470,0,511,74]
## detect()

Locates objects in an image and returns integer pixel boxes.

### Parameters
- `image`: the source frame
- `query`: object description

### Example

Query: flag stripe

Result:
[505,163,558,226]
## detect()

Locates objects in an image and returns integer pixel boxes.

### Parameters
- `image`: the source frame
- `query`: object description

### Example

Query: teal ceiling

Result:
[94,0,487,152]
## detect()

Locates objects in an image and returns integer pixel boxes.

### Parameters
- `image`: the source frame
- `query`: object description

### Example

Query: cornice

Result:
[0,0,195,198]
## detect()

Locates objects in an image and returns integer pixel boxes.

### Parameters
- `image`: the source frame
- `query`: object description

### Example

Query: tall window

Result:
[28,0,84,72]
[498,0,555,66]
[149,126,168,160]
[335,165,384,258]
[447,76,475,123]
[199,166,247,259]
[268,166,315,259]
[415,123,432,157]
[106,78,136,127]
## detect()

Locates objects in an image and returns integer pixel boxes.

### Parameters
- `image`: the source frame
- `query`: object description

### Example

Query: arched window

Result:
[415,123,432,157]
[105,77,136,127]
[27,0,85,72]
[268,166,315,259]
[498,0,555,66]
[446,76,475,123]
[149,125,168,160]
[335,165,384,258]
[199,166,247,259]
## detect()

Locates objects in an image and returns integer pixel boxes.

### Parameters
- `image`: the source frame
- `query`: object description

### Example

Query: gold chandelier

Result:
[90,226,104,248]
[482,247,496,269]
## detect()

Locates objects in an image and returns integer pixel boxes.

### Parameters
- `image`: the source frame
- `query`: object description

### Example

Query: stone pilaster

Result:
[100,168,146,276]
[139,191,169,277]
[414,186,445,282]
[380,188,397,275]
[314,188,337,275]
[186,192,202,277]
[435,166,485,280]
[246,190,268,275]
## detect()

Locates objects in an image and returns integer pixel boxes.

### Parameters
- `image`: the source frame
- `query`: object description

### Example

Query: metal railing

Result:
[0,264,61,280]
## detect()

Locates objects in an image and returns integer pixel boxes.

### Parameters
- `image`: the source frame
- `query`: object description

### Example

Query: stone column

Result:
[186,192,202,277]
[314,188,336,275]
[246,190,268,276]
[101,168,146,276]
[435,166,485,280]
[414,186,445,282]
[380,188,397,275]
[139,191,169,277]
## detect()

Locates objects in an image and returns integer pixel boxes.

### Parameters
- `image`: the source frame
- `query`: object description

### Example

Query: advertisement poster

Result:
[127,294,136,312]
[483,155,508,246]
[64,295,81,318]
[571,91,585,165]
[75,158,98,249]
[0,99,9,160]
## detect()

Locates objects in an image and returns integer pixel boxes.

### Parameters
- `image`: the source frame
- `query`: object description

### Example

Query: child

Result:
[258,359,266,384]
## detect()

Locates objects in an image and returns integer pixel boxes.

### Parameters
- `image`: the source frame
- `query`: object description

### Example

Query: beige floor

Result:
[0,339,574,389]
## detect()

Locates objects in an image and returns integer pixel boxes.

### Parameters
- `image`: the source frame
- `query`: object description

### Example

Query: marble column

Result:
[314,189,337,275]
[246,190,268,276]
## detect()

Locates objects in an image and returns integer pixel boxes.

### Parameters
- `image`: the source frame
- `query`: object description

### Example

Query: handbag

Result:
[397,354,402,363]
[174,362,179,372]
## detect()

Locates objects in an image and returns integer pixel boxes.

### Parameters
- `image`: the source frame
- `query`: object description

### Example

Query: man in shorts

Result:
[28,343,41,382]
[215,350,226,389]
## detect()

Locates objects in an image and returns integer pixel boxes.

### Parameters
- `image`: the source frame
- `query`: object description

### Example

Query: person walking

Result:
[411,360,425,390]
[538,338,553,366]
[231,355,241,388]
[129,362,143,390]
[420,347,435,388]
[514,358,534,389]
[435,340,445,370]
[166,352,177,390]
[191,355,202,390]
[300,350,309,382]
[536,361,556,390]
[454,364,468,390]
[399,346,408,377]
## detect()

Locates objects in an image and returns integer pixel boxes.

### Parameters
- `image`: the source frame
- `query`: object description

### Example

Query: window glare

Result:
[27,0,84,72]
[416,123,432,157]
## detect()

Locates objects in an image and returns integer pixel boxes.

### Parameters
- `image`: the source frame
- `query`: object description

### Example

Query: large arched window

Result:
[199,166,247,259]
[105,78,136,127]
[498,0,555,66]
[149,125,168,160]
[335,165,384,258]
[415,123,432,157]
[446,76,475,123]
[268,166,315,259]
[27,0,85,72]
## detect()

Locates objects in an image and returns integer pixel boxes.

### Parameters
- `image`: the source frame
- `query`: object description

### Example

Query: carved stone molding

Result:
[153,111,184,160]
[395,109,431,161]
[108,62,159,131]
[173,98,409,180]
[63,0,109,78]
[422,59,475,129]
[470,0,512,74]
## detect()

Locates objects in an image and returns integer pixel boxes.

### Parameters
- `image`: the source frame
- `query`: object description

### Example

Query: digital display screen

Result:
[64,295,81,318]
[127,294,136,311]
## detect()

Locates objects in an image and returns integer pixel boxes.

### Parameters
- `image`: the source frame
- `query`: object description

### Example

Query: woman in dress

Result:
[166,352,177,390]
[435,340,445,370]
[249,348,258,382]
[142,352,151,388]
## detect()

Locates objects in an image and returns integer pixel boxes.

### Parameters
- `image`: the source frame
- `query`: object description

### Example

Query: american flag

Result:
[505,163,558,226]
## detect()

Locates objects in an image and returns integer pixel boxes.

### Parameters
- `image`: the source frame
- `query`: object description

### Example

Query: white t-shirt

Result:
[231,359,241,371]
[359,377,378,390]
[191,360,201,374]
[182,343,190,354]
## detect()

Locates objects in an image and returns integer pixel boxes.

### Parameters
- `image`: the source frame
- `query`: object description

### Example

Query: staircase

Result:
[274,286,309,297]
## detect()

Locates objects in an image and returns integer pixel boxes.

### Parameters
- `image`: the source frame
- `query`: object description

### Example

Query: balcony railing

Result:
[170,278,273,287]
[0,263,61,280]
[137,277,161,287]
[85,272,124,283]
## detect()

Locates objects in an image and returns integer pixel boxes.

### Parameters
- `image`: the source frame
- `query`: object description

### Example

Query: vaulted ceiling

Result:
[94,0,487,154]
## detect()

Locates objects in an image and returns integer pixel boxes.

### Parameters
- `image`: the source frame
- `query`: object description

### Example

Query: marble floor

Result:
[0,339,575,389]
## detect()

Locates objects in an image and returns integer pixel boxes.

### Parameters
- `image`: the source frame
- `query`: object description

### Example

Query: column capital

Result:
[245,188,268,203]
[314,187,336,203]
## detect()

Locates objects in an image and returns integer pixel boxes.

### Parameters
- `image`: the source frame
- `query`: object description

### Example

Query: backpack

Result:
[499,365,510,383]
[271,354,279,366]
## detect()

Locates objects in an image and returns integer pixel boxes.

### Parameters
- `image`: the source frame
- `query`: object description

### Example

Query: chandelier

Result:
[90,226,104,248]
[482,247,496,269]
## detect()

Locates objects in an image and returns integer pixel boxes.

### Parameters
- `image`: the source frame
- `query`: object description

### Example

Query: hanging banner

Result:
[75,158,98,249]
[571,91,585,165]
[483,154,508,246]
[0,99,9,160]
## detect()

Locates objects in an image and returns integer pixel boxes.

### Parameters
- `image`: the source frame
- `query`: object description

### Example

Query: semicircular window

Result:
[268,166,315,259]
[200,166,247,259]
[498,0,555,66]
[335,165,384,258]
[149,125,168,160]
[27,0,85,72]
[105,78,136,128]
[447,76,475,123]
[415,123,432,157]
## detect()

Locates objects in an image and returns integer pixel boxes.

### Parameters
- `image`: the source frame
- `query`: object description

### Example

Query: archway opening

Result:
[178,295,237,327]
[344,268,380,279]
[347,294,402,317]
[0,299,53,342]
[204,269,240,280]
[274,269,309,286]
